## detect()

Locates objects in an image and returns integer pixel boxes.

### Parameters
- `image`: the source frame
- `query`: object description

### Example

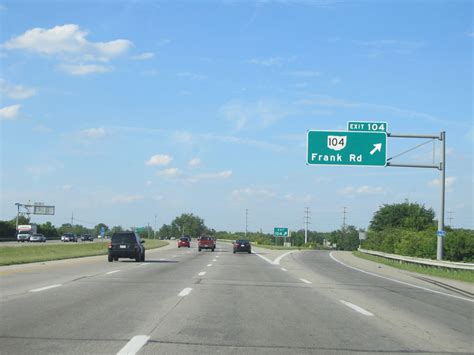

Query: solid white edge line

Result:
[29,284,62,293]
[106,270,121,275]
[117,335,150,355]
[254,252,275,265]
[212,259,217,262]
[281,267,287,272]
[300,278,312,284]
[207,264,212,267]
[178,287,193,297]
[329,252,474,303]
[274,250,299,265]
[198,271,206,276]
[340,300,374,316]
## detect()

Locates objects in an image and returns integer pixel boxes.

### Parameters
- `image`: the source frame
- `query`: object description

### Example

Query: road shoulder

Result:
[332,251,473,296]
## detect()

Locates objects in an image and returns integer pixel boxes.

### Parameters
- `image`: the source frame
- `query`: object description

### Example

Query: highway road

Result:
[1,242,472,354]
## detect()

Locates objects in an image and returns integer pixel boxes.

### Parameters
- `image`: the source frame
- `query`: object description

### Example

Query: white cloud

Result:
[80,127,106,138]
[195,170,232,180]
[26,165,56,177]
[176,72,206,80]
[4,24,132,61]
[220,99,289,130]
[62,184,73,191]
[0,104,21,120]
[174,131,194,144]
[0,79,37,99]
[0,4,6,11]
[156,168,180,177]
[288,70,320,78]
[153,195,164,201]
[111,194,143,203]
[59,64,112,75]
[146,180,152,186]
[429,176,456,188]
[338,185,385,195]
[131,52,154,60]
[247,57,285,66]
[232,187,276,200]
[146,154,172,166]
[188,158,201,168]
[330,77,341,85]
[296,94,446,125]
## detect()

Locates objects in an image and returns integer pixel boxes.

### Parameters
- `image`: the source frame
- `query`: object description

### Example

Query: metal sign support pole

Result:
[386,131,446,260]
[437,131,446,260]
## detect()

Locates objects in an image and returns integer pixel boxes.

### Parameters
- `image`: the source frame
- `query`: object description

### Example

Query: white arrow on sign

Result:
[370,143,382,155]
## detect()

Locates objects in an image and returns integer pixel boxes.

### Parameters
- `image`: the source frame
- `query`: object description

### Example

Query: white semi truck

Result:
[17,224,38,242]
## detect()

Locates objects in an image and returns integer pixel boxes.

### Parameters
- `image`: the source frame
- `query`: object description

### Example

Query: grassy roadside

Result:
[0,239,168,266]
[353,251,474,283]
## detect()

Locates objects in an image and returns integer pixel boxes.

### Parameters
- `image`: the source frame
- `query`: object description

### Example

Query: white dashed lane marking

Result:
[29,284,62,293]
[300,278,312,284]
[116,335,150,355]
[178,288,193,297]
[198,271,206,276]
[340,300,374,316]
[106,270,121,275]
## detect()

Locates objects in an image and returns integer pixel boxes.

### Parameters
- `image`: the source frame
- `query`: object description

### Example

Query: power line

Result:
[447,211,454,226]
[245,209,249,237]
[342,207,348,230]
[304,207,311,244]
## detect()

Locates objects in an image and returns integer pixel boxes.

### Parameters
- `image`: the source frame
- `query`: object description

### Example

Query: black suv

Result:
[81,234,94,242]
[108,232,145,262]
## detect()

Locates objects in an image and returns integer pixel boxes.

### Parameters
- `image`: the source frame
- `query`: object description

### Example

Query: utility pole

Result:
[304,207,311,244]
[15,203,20,231]
[147,222,150,239]
[245,209,248,237]
[342,207,347,230]
[447,211,454,226]
[154,214,157,239]
[71,212,74,232]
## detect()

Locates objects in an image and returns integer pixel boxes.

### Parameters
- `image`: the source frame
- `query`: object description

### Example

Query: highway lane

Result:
[1,244,472,354]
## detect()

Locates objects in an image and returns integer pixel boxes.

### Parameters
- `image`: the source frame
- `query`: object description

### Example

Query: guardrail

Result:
[358,248,474,271]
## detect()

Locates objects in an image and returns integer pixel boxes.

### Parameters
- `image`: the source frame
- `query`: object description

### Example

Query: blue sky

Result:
[1,0,472,232]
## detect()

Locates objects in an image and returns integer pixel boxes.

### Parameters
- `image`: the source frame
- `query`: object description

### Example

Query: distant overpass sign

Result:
[274,227,289,237]
[306,130,387,167]
[348,121,387,132]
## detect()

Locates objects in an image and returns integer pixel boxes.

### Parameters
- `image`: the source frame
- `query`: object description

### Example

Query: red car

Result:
[178,237,190,248]
[198,236,215,252]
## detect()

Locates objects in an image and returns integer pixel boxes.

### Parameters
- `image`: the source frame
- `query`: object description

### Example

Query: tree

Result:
[93,223,109,237]
[58,223,73,236]
[9,215,30,228]
[38,221,60,240]
[157,224,172,239]
[369,201,435,232]
[0,221,16,241]
[171,213,207,238]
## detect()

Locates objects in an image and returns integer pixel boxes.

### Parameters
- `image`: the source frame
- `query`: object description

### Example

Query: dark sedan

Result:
[233,240,251,254]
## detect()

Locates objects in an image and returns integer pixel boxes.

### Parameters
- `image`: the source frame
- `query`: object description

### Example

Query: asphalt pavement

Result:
[0,243,472,354]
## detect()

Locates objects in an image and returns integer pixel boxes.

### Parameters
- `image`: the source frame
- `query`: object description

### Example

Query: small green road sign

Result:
[307,130,387,167]
[135,227,146,233]
[274,227,289,237]
[348,121,387,132]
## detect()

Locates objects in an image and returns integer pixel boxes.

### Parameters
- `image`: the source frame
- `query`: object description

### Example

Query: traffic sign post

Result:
[307,130,387,167]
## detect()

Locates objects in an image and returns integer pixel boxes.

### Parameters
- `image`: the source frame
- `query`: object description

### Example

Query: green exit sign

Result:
[348,121,387,132]
[307,130,387,167]
[274,227,289,237]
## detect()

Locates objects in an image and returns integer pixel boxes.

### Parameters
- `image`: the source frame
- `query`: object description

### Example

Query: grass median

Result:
[0,239,168,266]
[353,251,474,283]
